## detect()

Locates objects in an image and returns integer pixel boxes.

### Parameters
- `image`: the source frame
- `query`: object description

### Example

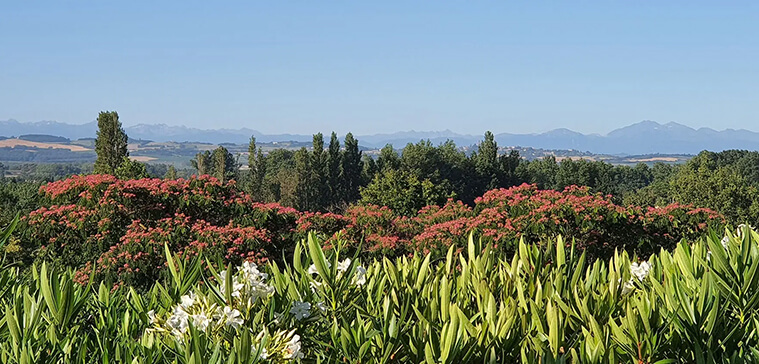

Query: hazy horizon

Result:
[2,2,757,135]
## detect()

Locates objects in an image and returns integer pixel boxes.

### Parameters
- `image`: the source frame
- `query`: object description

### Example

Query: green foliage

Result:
[191,150,212,175]
[668,151,759,223]
[114,156,149,179]
[0,180,40,228]
[360,169,452,216]
[93,111,129,175]
[294,148,319,211]
[2,226,759,362]
[164,165,178,180]
[212,146,238,183]
[326,132,341,208]
[340,132,364,204]
[192,146,238,182]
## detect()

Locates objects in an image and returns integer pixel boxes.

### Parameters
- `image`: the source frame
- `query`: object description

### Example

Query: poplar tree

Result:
[473,131,500,191]
[340,132,363,203]
[295,147,318,211]
[93,111,129,175]
[325,132,341,207]
[311,133,327,210]
[191,151,212,175]
[211,146,237,183]
[248,136,263,197]
[164,165,178,180]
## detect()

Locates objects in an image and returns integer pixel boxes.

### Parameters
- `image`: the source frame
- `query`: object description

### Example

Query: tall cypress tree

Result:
[211,146,237,183]
[191,151,212,175]
[311,133,328,210]
[295,147,319,211]
[93,111,129,175]
[254,149,267,201]
[340,132,363,203]
[473,131,500,191]
[326,132,341,207]
[164,165,178,180]
[248,136,263,197]
[248,136,258,173]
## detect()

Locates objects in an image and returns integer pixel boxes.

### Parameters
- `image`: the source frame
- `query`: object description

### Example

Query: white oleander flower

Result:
[180,292,196,309]
[147,310,157,324]
[630,261,651,282]
[218,270,227,286]
[621,279,635,295]
[337,258,352,273]
[315,301,327,313]
[251,345,269,360]
[231,282,245,298]
[309,280,323,292]
[192,313,211,331]
[248,280,275,302]
[240,261,268,282]
[619,261,651,295]
[352,265,367,286]
[290,301,311,320]
[223,306,244,328]
[284,334,304,359]
[307,261,331,275]
[166,306,189,335]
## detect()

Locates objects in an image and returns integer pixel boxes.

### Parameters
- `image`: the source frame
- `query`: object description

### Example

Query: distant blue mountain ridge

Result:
[1,119,758,155]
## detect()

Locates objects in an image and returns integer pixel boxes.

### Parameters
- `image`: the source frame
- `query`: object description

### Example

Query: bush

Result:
[17,177,724,287]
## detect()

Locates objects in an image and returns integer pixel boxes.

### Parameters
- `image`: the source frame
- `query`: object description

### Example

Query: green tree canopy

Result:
[93,111,129,175]
[114,157,148,180]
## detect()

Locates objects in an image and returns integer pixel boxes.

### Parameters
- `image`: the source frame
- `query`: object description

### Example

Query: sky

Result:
[1,2,757,135]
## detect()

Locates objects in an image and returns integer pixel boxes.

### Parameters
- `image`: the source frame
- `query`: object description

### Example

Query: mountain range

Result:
[1,119,758,155]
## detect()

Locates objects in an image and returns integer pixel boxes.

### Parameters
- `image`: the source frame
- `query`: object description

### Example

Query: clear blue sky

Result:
[1,1,757,135]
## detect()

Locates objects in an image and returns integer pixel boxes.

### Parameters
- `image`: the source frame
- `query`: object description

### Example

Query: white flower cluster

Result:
[252,329,303,362]
[621,261,651,295]
[248,328,305,362]
[284,333,304,360]
[145,261,304,362]
[148,291,246,337]
[220,261,275,306]
[147,261,275,338]
[721,235,730,250]
[307,257,367,286]
[290,301,311,320]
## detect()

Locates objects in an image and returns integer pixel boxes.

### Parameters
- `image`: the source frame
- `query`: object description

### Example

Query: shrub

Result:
[18,177,724,287]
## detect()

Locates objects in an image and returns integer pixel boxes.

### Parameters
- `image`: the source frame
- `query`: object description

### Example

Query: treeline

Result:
[190,130,757,225]
[211,131,653,215]
[3,108,759,228]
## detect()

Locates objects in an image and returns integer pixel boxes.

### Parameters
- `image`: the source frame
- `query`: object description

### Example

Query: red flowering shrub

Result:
[341,205,411,254]
[75,215,273,288]
[23,204,109,267]
[86,215,194,286]
[23,175,724,287]
[411,184,723,258]
[295,212,351,246]
[25,175,297,286]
